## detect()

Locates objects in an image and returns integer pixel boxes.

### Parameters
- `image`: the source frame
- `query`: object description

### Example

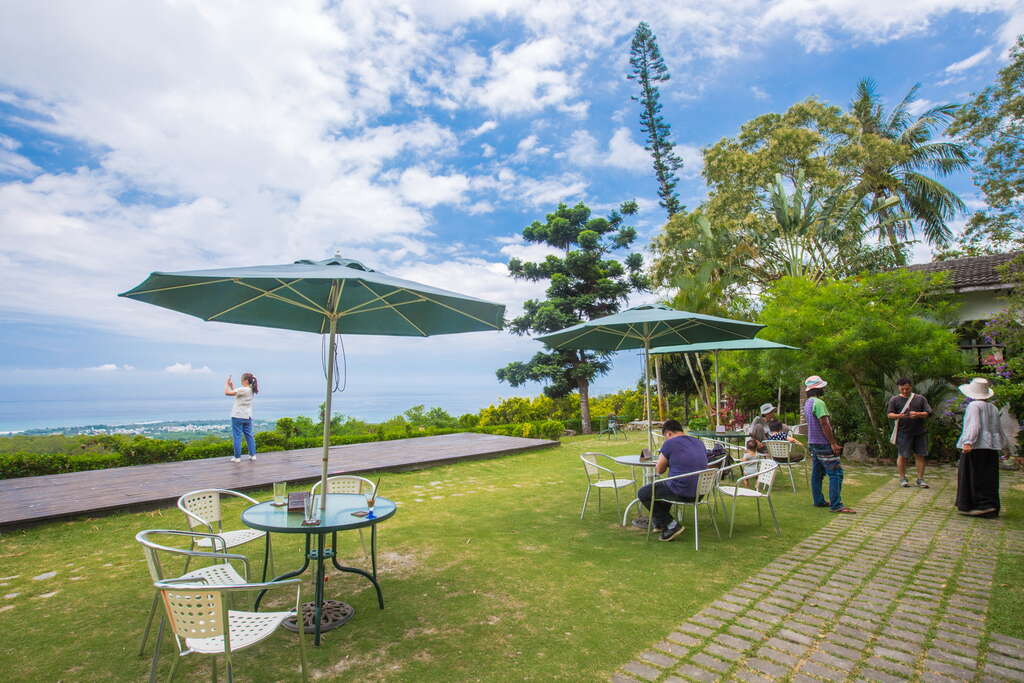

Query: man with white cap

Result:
[748,402,781,455]
[955,377,1007,518]
[804,375,855,514]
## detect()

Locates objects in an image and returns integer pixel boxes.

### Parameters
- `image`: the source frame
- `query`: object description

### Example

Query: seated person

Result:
[767,420,800,443]
[740,438,760,477]
[637,419,708,542]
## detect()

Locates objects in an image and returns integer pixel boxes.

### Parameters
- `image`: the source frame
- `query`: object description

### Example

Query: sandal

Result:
[832,507,856,514]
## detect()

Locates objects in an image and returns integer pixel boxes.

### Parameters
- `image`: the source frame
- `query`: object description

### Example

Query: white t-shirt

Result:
[231,386,253,419]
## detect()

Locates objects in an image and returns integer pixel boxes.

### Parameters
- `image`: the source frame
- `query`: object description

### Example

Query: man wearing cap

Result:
[804,376,855,514]
[749,402,782,455]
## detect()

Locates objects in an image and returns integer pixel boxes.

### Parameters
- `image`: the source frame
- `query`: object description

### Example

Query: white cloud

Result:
[905,98,936,117]
[165,362,212,375]
[509,134,550,163]
[674,144,704,179]
[567,127,649,172]
[398,167,470,207]
[945,46,993,73]
[481,143,495,158]
[85,363,135,372]
[750,85,769,100]
[474,37,581,115]
[469,120,498,136]
[0,134,39,178]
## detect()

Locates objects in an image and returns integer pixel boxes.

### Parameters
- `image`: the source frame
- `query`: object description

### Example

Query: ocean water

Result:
[0,388,511,433]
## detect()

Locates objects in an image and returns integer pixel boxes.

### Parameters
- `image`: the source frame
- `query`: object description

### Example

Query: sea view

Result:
[0,387,511,434]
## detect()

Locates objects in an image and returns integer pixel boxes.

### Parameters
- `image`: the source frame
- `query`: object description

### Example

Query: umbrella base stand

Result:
[283,600,355,634]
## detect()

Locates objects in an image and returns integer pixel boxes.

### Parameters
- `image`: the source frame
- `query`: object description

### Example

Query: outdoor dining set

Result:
[578,436,808,550]
[134,475,393,682]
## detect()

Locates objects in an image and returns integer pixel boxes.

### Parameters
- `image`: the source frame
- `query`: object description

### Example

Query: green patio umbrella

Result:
[536,304,763,457]
[120,254,505,516]
[649,338,799,430]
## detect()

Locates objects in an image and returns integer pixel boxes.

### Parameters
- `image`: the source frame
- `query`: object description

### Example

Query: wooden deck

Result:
[0,432,557,527]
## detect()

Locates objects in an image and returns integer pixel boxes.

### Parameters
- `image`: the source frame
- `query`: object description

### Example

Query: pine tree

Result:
[496,201,648,433]
[628,22,685,218]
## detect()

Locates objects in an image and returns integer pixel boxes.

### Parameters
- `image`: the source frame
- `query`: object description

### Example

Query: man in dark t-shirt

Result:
[637,419,708,542]
[886,378,933,488]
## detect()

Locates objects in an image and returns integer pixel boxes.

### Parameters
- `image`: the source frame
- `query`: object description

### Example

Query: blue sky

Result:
[1,1,1021,429]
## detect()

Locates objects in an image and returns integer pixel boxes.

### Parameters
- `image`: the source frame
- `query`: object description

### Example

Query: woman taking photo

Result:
[956,377,1007,517]
[226,372,259,463]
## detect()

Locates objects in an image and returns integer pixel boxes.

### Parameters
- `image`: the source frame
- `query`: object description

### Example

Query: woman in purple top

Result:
[636,419,708,542]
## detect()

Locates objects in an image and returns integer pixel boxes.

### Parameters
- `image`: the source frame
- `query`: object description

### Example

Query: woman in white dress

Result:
[225,372,258,462]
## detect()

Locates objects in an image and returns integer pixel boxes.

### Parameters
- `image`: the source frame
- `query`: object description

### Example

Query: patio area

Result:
[0,432,1020,681]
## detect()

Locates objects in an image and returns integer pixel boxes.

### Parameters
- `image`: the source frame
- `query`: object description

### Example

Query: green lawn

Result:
[989,475,1024,639]
[0,433,889,681]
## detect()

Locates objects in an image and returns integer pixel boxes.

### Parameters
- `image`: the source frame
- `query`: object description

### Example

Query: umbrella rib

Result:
[352,281,429,336]
[207,279,324,320]
[412,291,502,330]
[274,279,330,316]
[338,287,424,316]
[124,278,235,295]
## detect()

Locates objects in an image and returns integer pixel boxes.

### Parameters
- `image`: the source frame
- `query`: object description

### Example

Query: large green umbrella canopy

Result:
[536,304,763,455]
[649,338,799,429]
[535,304,763,352]
[120,254,505,516]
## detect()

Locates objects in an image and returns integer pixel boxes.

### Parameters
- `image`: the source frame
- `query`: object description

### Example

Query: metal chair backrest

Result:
[607,415,619,428]
[161,586,227,641]
[180,490,222,531]
[311,475,374,496]
[765,440,793,462]
[756,459,779,492]
[699,437,716,451]
[136,529,243,583]
[695,468,721,497]
[580,452,607,479]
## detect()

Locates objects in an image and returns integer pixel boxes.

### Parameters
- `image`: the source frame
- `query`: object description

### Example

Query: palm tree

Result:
[849,78,970,257]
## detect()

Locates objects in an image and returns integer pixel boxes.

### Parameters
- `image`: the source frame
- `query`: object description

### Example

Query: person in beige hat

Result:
[955,378,1007,517]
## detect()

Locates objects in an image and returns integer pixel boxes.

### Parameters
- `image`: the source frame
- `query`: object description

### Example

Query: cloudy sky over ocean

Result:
[1,1,1020,429]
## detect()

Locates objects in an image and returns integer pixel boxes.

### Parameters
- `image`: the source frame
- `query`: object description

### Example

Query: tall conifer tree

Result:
[628,22,684,218]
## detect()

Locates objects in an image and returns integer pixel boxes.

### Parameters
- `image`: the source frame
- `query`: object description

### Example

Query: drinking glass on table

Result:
[272,481,287,506]
[365,492,376,519]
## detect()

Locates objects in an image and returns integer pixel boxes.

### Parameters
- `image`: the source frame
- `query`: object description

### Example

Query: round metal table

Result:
[614,454,658,526]
[242,493,396,646]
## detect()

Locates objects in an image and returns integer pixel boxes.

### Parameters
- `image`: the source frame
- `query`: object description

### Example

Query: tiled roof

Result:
[906,251,1022,290]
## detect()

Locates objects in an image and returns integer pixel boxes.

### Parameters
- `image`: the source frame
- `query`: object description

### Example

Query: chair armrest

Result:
[655,467,715,483]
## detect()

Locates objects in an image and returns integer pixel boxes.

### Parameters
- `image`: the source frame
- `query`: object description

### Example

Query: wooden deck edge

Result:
[0,438,559,530]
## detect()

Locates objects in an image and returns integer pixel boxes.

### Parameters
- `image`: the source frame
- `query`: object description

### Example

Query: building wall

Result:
[956,289,1010,322]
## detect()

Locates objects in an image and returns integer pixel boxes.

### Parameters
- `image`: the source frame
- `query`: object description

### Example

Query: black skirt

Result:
[956,449,1000,516]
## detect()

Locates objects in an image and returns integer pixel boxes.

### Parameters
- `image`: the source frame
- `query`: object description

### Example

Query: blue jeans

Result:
[231,417,256,458]
[809,444,844,511]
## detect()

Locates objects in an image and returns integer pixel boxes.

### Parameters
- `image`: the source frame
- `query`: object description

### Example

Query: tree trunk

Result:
[850,372,884,455]
[578,378,592,434]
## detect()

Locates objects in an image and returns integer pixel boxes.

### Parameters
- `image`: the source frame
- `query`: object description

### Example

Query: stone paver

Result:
[612,469,1024,682]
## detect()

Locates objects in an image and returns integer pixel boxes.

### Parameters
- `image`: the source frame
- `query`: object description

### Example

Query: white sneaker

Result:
[249,456,256,462]
[230,457,240,463]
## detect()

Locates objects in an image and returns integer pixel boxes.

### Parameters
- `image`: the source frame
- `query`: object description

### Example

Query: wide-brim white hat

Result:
[959,377,994,400]
[759,403,775,415]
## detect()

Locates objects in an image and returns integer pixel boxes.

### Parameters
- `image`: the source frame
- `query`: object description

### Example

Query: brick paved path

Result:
[613,472,1024,682]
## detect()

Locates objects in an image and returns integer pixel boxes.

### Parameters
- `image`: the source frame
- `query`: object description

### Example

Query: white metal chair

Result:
[310,475,376,555]
[155,577,307,682]
[765,440,807,492]
[718,459,782,538]
[136,530,252,682]
[644,467,722,549]
[579,452,634,520]
[178,489,271,579]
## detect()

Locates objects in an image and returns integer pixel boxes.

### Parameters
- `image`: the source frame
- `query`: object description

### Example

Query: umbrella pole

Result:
[714,350,721,431]
[654,354,665,422]
[644,339,654,458]
[320,317,338,516]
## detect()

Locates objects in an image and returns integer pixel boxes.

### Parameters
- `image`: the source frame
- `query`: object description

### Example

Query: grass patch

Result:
[989,475,1024,638]
[0,433,888,681]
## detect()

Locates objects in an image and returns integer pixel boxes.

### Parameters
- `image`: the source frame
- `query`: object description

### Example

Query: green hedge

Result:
[0,420,563,479]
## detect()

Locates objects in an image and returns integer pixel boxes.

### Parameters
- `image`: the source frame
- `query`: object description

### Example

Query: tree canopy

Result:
[497,201,648,433]
[949,35,1024,251]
